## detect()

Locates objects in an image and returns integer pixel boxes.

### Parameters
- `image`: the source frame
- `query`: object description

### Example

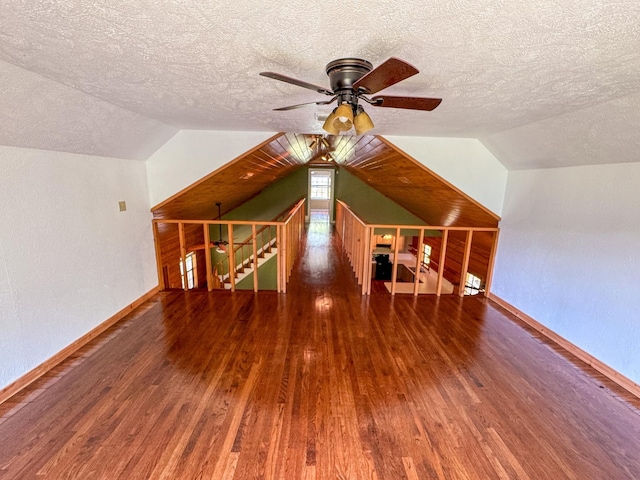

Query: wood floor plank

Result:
[1,212,640,479]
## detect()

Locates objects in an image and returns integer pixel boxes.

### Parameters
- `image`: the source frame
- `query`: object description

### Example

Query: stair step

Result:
[220,242,278,288]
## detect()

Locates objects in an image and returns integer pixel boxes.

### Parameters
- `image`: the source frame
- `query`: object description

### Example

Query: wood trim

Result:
[488,293,640,400]
[367,224,499,232]
[154,219,285,226]
[0,286,160,405]
[150,133,284,212]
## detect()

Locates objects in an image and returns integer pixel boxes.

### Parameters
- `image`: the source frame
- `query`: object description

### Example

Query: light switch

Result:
[119,201,127,212]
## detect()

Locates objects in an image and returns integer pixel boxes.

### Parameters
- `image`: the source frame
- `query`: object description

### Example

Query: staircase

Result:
[219,237,277,289]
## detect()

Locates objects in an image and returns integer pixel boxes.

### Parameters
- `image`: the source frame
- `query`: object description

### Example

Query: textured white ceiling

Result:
[0,0,639,168]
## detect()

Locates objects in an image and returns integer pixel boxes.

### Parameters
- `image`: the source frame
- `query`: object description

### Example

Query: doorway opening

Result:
[308,168,335,222]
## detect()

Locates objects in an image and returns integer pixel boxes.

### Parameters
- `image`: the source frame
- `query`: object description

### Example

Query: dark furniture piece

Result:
[373,254,392,280]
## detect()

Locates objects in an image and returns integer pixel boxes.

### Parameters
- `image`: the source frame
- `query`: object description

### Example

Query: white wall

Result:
[146,130,276,207]
[383,136,508,216]
[492,162,640,384]
[0,146,158,389]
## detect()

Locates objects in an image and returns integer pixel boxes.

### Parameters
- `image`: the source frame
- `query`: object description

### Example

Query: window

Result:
[464,273,482,296]
[422,244,432,266]
[180,252,197,289]
[310,174,331,200]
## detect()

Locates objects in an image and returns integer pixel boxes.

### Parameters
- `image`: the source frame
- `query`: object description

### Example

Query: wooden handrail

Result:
[212,198,305,282]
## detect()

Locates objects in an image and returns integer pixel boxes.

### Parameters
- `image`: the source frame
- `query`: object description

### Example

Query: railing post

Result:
[204,223,213,292]
[178,222,188,291]
[414,228,424,296]
[276,224,282,293]
[459,230,473,297]
[484,229,500,297]
[228,224,236,292]
[390,227,401,296]
[362,226,372,295]
[252,224,259,292]
[436,229,449,297]
[152,221,165,291]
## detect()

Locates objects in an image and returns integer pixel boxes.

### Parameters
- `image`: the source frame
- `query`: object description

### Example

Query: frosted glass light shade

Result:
[322,112,339,135]
[354,110,374,135]
[333,104,353,131]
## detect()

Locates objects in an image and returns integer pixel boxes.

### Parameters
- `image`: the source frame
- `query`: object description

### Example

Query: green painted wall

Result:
[225,167,309,222]
[235,253,278,291]
[335,168,439,237]
[335,168,426,225]
[210,166,308,282]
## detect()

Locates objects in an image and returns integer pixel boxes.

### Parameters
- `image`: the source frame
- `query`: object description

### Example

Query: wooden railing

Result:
[213,225,277,281]
[335,201,500,297]
[153,198,306,293]
[211,201,304,283]
[280,198,306,293]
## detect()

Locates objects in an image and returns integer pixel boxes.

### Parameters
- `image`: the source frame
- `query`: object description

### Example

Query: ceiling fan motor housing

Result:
[325,58,372,90]
[325,58,372,108]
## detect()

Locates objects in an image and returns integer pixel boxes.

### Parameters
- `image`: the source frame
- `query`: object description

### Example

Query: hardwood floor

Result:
[1,213,640,479]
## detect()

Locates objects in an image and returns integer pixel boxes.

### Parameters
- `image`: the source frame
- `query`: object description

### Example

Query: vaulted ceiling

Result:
[1,1,639,169]
[152,133,499,229]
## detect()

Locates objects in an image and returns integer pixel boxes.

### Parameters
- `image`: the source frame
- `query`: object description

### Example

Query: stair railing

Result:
[212,199,304,289]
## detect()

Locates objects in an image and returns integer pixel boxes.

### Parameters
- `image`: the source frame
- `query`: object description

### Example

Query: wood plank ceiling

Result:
[152,132,500,230]
[151,133,311,220]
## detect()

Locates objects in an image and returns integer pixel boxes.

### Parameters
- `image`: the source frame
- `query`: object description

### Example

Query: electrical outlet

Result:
[119,201,127,212]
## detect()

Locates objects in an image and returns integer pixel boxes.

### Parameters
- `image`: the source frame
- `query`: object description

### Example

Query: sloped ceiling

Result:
[152,133,310,220]
[1,1,639,168]
[334,136,499,228]
[153,133,498,230]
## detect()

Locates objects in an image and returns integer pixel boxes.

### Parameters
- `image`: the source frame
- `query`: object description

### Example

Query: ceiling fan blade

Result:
[273,98,336,111]
[353,57,419,94]
[371,95,442,111]
[260,72,333,95]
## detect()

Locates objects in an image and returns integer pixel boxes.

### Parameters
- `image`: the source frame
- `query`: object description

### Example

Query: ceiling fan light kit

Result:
[214,202,228,253]
[260,57,441,135]
[332,104,354,131]
[322,112,340,135]
[353,107,374,135]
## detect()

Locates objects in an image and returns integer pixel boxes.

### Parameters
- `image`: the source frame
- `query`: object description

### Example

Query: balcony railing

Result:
[153,198,306,293]
[335,200,500,297]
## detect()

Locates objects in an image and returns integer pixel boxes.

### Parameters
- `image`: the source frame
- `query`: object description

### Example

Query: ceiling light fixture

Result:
[323,102,374,136]
[262,58,442,137]
[214,202,228,253]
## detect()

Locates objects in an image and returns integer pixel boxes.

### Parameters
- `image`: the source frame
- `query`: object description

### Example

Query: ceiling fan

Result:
[213,202,228,253]
[260,57,442,135]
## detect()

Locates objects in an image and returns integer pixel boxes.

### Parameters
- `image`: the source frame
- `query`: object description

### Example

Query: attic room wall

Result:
[384,135,508,216]
[335,169,427,225]
[146,130,276,207]
[0,146,157,390]
[492,162,640,386]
